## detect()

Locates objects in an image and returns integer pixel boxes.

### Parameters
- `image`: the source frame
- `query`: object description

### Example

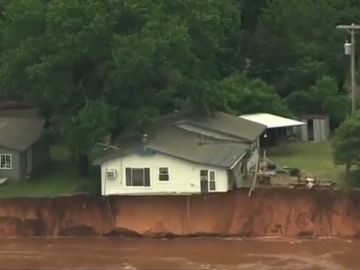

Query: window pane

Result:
[0,155,5,168]
[209,181,216,191]
[159,174,169,181]
[132,169,144,186]
[5,155,10,168]
[200,170,208,181]
[210,171,215,181]
[144,168,150,186]
[159,168,168,174]
[125,168,132,186]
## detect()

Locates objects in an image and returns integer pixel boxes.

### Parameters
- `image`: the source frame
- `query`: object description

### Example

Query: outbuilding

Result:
[239,113,305,146]
[299,114,330,142]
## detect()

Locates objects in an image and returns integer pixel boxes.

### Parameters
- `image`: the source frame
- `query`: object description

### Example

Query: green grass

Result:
[0,145,100,198]
[267,141,345,182]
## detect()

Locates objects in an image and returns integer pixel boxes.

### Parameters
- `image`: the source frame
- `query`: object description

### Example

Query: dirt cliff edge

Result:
[0,189,359,237]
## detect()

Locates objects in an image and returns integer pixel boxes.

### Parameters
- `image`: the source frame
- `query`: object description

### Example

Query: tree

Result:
[64,99,115,177]
[213,74,289,116]
[247,0,346,96]
[333,112,360,180]
[287,76,350,127]
[0,0,243,176]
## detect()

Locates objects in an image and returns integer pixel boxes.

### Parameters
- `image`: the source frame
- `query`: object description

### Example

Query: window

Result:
[125,168,150,187]
[159,167,169,181]
[209,171,216,191]
[0,154,11,169]
[200,170,216,192]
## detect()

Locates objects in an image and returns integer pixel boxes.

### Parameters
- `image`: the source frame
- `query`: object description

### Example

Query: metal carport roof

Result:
[239,113,305,129]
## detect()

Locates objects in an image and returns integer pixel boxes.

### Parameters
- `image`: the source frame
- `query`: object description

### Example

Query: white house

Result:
[94,112,265,196]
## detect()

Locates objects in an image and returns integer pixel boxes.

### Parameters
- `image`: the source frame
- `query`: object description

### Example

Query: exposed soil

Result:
[0,189,360,237]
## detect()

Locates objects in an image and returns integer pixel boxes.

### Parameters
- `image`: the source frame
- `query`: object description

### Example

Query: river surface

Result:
[1,237,360,270]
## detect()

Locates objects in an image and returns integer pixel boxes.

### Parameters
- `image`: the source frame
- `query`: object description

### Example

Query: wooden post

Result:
[248,155,260,197]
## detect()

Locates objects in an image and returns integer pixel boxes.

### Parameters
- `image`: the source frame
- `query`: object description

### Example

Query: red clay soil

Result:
[0,189,360,237]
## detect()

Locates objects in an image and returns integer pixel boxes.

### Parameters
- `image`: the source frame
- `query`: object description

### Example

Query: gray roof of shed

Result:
[0,117,45,151]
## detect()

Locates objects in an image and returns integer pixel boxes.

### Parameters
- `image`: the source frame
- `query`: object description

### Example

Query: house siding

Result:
[0,147,22,182]
[0,139,49,182]
[100,152,229,196]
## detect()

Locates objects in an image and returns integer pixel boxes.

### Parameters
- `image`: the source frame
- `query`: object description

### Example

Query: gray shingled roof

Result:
[0,117,45,151]
[147,127,248,168]
[179,111,265,142]
[95,127,249,168]
[94,111,262,168]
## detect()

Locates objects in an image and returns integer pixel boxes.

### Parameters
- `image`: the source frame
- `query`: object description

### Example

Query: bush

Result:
[289,168,300,176]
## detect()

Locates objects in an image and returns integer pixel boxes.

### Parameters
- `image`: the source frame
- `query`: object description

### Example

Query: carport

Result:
[239,113,305,146]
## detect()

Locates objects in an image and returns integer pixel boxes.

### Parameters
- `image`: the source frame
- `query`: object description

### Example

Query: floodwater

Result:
[1,238,360,270]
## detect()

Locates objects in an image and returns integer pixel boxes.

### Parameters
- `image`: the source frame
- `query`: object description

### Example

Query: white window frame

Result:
[200,169,217,192]
[159,167,170,182]
[125,167,151,188]
[0,154,12,170]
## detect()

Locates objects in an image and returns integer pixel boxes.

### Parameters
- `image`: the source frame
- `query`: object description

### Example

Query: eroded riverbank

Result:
[0,189,360,237]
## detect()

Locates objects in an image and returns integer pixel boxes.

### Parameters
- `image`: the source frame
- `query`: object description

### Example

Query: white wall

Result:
[100,152,230,196]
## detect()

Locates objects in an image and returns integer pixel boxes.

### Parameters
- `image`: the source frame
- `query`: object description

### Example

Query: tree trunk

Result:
[78,151,89,178]
[344,162,351,182]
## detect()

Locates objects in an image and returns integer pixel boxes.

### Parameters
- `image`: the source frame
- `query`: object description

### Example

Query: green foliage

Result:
[0,0,242,142]
[287,76,350,125]
[214,74,289,116]
[333,112,360,170]
[248,0,346,96]
[64,99,115,153]
[0,0,357,160]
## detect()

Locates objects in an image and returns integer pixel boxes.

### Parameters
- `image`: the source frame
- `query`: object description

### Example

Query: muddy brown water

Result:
[0,238,360,270]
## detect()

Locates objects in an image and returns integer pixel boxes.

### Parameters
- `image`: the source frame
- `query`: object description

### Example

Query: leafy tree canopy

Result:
[287,76,350,126]
[0,0,243,175]
[214,74,289,116]
[247,0,347,96]
[333,112,360,179]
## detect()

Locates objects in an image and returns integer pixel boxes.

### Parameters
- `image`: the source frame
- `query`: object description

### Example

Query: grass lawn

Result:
[267,141,345,183]
[0,145,100,198]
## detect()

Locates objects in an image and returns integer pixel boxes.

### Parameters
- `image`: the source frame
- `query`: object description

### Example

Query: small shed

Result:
[300,115,330,142]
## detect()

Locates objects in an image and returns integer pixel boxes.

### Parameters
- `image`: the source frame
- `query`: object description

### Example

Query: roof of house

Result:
[94,111,264,168]
[94,126,249,168]
[177,111,265,142]
[0,117,45,151]
[239,113,305,129]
